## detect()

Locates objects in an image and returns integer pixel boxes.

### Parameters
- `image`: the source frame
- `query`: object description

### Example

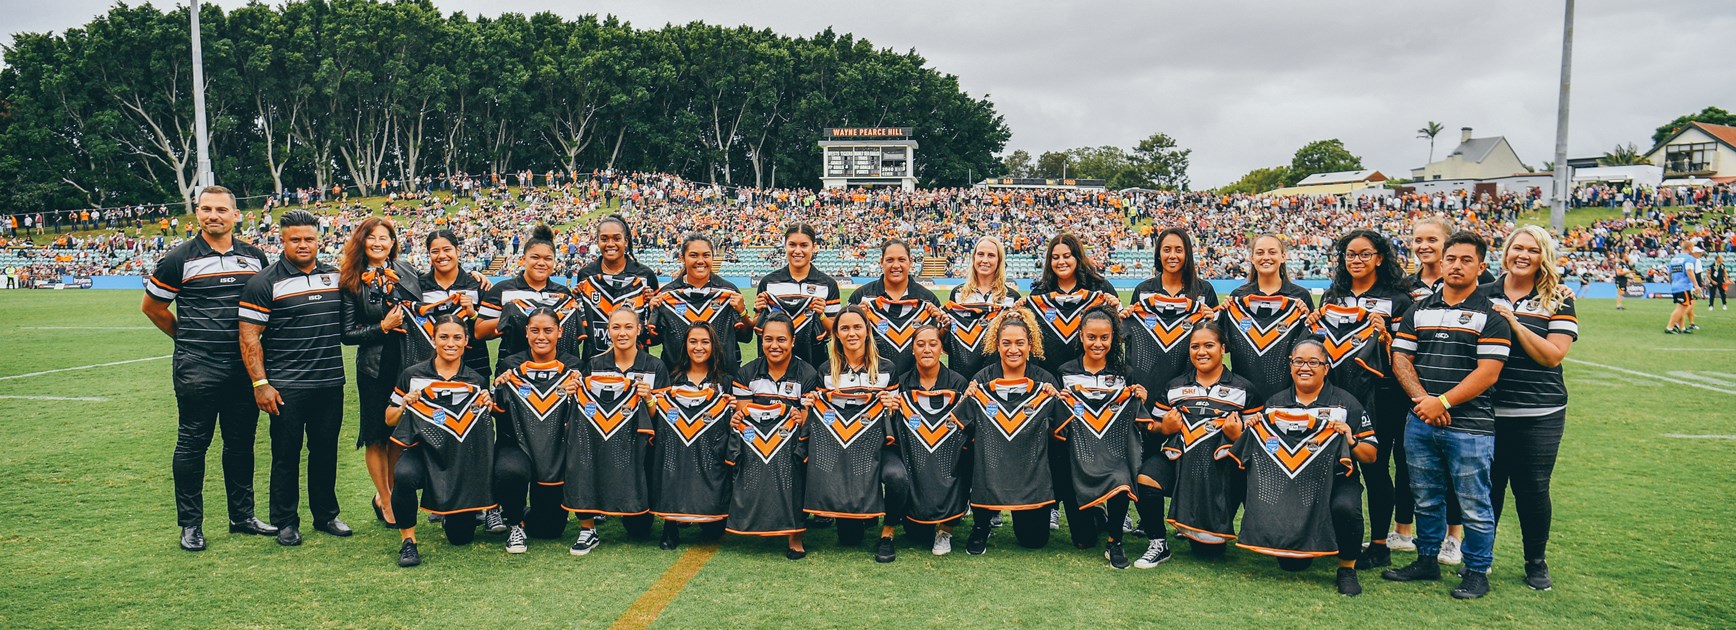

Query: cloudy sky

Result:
[5,0,1732,186]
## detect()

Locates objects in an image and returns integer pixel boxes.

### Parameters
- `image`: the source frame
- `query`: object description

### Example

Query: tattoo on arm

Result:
[1392,354,1427,399]
[240,323,267,382]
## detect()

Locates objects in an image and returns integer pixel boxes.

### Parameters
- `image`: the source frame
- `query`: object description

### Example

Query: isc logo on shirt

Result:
[219,277,237,284]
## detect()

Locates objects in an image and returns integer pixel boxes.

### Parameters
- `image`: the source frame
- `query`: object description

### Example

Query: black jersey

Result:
[804,390,893,518]
[647,385,735,522]
[1158,404,1241,544]
[1054,386,1143,510]
[960,377,1060,510]
[1226,412,1356,558]
[573,271,656,358]
[655,283,746,375]
[1122,293,1213,403]
[389,373,496,514]
[1263,385,1377,449]
[418,274,491,376]
[401,293,474,368]
[1311,303,1388,401]
[493,356,582,485]
[893,387,971,524]
[1228,280,1316,310]
[732,358,823,405]
[561,374,653,516]
[724,402,809,536]
[1221,294,1310,400]
[943,301,1009,379]
[860,295,946,374]
[758,268,843,367]
[1130,277,1220,308]
[1481,280,1578,416]
[1025,288,1122,374]
[480,275,575,365]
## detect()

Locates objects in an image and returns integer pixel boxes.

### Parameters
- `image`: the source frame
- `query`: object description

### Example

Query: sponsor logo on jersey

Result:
[1062,386,1135,440]
[942,302,1006,352]
[652,386,729,447]
[865,296,938,352]
[1225,295,1308,356]
[407,381,486,442]
[898,390,962,453]
[972,378,1053,441]
[740,403,800,464]
[813,392,885,449]
[1251,410,1340,479]
[502,361,577,420]
[660,287,737,326]
[577,375,641,441]
[1313,304,1378,367]
[1127,294,1208,352]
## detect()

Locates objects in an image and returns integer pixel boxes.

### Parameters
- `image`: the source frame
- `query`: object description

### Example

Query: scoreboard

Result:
[819,127,918,190]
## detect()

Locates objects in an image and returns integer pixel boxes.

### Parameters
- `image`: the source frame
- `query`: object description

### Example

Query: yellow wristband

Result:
[253,379,270,389]
[1437,394,1452,410]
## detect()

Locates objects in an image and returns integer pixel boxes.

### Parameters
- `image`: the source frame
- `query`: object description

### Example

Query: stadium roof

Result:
[1293,169,1387,186]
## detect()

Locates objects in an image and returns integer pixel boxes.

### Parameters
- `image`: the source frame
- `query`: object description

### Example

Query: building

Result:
[1411,127,1529,181]
[1259,169,1387,197]
[819,127,919,190]
[975,177,1107,191]
[1644,121,1736,183]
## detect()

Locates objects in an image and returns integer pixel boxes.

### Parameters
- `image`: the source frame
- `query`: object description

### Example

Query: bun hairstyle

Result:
[1190,320,1225,344]
[525,224,557,256]
[1289,336,1328,360]
[987,307,1045,360]
[1079,307,1125,372]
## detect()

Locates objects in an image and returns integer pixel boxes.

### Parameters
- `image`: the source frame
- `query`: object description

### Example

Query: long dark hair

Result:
[672,323,721,379]
[339,216,399,294]
[596,214,639,265]
[1036,232,1106,293]
[1153,227,1204,301]
[424,229,461,251]
[1325,229,1408,300]
[1079,307,1125,374]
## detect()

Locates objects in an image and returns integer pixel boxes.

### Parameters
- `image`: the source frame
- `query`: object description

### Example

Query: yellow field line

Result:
[609,544,719,630]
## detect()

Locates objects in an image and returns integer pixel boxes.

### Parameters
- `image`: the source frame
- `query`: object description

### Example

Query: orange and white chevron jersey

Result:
[1222,411,1356,559]
[1311,304,1389,401]
[1054,386,1144,510]
[942,301,1008,380]
[653,282,747,375]
[1220,294,1310,401]
[561,374,653,516]
[892,375,972,524]
[1025,288,1121,374]
[572,272,655,358]
[1122,293,1213,404]
[804,390,894,519]
[725,402,808,536]
[492,355,582,485]
[959,377,1060,511]
[389,369,496,515]
[647,385,735,522]
[861,295,946,374]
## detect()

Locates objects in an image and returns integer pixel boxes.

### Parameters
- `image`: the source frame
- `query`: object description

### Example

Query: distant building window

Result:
[1664,142,1715,174]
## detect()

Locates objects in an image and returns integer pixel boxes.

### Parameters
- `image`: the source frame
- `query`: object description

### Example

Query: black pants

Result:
[1049,441,1104,548]
[492,445,569,539]
[268,386,344,528]
[1490,409,1566,561]
[172,377,260,527]
[972,506,1050,548]
[1135,484,1166,539]
[831,449,914,546]
[392,450,479,544]
[1372,389,1461,533]
[1332,475,1366,562]
[1709,282,1728,306]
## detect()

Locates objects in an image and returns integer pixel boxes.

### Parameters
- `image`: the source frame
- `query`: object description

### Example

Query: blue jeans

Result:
[1404,414,1496,572]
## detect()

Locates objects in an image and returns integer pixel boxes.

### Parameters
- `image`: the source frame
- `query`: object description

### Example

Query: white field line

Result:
[1653,347,1736,352]
[0,355,170,381]
[1564,358,1736,396]
[1662,434,1736,440]
[1668,372,1736,389]
[0,395,111,401]
[19,326,156,330]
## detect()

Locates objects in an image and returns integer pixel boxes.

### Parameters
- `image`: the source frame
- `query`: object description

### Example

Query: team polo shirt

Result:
[237,258,346,389]
[146,236,270,383]
[732,357,823,404]
[1391,289,1512,434]
[1228,279,1316,310]
[1480,279,1578,417]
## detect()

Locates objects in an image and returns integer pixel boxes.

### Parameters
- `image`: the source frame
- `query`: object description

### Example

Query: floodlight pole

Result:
[190,0,215,192]
[1548,0,1574,235]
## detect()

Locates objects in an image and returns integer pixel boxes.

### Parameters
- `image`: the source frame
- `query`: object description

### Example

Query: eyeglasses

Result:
[1288,358,1327,368]
[1340,251,1379,261]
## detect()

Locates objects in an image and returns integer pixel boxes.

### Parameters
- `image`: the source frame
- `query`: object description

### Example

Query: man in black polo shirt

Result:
[1383,231,1511,599]
[141,185,277,551]
[239,210,351,546]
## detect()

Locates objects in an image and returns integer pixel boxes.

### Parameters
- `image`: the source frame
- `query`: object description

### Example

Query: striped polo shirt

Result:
[1480,279,1578,417]
[1392,289,1512,434]
[238,258,346,389]
[145,236,270,383]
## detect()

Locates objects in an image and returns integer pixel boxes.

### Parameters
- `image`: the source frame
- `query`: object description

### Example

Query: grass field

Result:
[1,289,1733,628]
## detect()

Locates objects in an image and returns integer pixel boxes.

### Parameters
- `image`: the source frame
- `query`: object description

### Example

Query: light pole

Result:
[190,0,215,192]
[1548,0,1574,235]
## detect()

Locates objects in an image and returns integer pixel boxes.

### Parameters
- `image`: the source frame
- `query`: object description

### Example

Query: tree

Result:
[1417,121,1444,163]
[1000,149,1034,178]
[1130,132,1190,190]
[1652,106,1736,145]
[1035,150,1072,179]
[1217,166,1288,195]
[1598,143,1649,166]
[1285,139,1363,186]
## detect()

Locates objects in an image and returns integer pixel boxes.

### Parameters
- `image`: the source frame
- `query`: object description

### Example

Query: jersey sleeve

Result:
[478,283,505,320]
[1478,310,1513,363]
[1549,295,1579,341]
[1345,398,1376,446]
[145,248,183,302]
[391,370,414,407]
[1391,305,1419,357]
[824,279,843,316]
[237,273,273,325]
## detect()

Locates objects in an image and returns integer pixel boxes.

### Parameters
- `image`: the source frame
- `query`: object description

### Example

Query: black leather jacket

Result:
[340,260,422,379]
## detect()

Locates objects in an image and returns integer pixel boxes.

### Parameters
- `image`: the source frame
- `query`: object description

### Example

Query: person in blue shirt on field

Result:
[1665,240,1700,335]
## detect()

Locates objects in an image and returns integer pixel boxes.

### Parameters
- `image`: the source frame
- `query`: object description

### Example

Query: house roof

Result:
[1647,121,1736,156]
[1445,137,1506,164]
[1294,169,1386,186]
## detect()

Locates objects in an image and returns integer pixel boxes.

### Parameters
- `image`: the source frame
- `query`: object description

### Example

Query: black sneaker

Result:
[1665,328,1679,334]
[875,537,897,563]
[1452,569,1491,599]
[398,539,421,567]
[1524,559,1553,591]
[785,547,807,560]
[505,526,528,554]
[1105,541,1129,569]
[989,513,1004,528]
[569,529,600,556]
[659,529,680,551]
[1356,542,1391,570]
[1133,537,1171,569]
[1382,556,1442,582]
[966,527,990,556]
[1337,568,1363,596]
[482,508,508,534]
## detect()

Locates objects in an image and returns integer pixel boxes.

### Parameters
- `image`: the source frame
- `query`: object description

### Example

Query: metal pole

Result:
[190,0,215,191]
[1549,0,1574,234]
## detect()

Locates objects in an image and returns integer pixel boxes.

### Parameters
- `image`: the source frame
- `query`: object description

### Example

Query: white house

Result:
[1260,169,1387,197]
[1645,121,1736,183]
[1411,127,1530,181]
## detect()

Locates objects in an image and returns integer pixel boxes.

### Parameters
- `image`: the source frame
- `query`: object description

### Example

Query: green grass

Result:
[0,290,1733,628]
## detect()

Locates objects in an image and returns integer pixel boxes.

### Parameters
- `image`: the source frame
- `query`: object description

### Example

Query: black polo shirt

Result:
[1131,277,1220,308]
[1480,279,1578,417]
[1392,288,1512,434]
[146,236,270,385]
[732,357,823,404]
[238,258,346,390]
[1154,370,1264,416]
[1228,279,1316,310]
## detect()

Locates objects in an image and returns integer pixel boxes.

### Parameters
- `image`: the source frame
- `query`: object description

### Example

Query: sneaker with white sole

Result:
[569,529,600,556]
[989,513,1004,528]
[1387,531,1417,551]
[1437,535,1463,565]
[505,525,528,554]
[932,531,953,556]
[1133,537,1172,569]
[482,508,508,534]
[1049,508,1061,531]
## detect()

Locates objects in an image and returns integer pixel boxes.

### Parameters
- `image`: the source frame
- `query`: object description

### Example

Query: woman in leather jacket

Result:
[339,216,421,526]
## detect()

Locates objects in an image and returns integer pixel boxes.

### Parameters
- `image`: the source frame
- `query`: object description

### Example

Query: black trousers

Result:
[1490,409,1566,561]
[492,445,569,539]
[1049,440,1111,549]
[1332,475,1366,562]
[391,451,480,544]
[971,506,1050,548]
[1135,484,1166,539]
[172,376,260,527]
[1709,282,1728,306]
[268,386,344,528]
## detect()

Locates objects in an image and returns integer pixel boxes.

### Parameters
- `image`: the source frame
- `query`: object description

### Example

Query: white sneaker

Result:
[569,529,600,556]
[932,531,953,556]
[1133,538,1171,569]
[1049,508,1061,531]
[1388,531,1417,551]
[1437,535,1463,565]
[505,525,527,554]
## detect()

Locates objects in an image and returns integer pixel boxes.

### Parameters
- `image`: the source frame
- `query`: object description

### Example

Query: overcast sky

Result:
[4,0,1732,187]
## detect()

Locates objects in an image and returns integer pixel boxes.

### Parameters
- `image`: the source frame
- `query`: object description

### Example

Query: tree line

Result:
[0,0,1011,212]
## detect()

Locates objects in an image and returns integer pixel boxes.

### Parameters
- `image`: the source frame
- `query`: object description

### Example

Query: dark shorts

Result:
[1672,291,1693,304]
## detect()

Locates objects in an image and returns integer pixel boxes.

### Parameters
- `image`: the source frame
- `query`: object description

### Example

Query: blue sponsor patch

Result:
[673,303,688,317]
[433,409,446,423]
[1143,315,1158,330]
[518,385,532,398]
[876,320,890,335]
[1073,403,1085,418]
[666,410,680,424]
[1239,318,1254,333]
[585,403,597,417]
[985,402,999,417]
[742,425,756,440]
[824,410,837,423]
[1263,437,1281,454]
[908,419,921,432]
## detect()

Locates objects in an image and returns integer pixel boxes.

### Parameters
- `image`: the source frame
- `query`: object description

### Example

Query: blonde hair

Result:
[957,236,1010,304]
[1505,225,1572,313]
[828,305,883,386]
[1415,216,1455,237]
[986,308,1045,361]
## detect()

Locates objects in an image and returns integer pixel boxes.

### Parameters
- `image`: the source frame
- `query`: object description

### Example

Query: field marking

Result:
[0,355,170,381]
[0,395,112,401]
[20,326,156,330]
[1662,434,1736,440]
[1668,372,1736,388]
[1655,347,1736,352]
[609,544,719,630]
[1565,358,1736,396]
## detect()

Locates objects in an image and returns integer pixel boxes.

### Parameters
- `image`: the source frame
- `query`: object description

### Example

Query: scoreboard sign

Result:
[824,127,913,140]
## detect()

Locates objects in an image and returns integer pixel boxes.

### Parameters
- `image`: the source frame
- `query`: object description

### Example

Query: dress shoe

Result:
[180,526,206,552]
[313,518,353,537]
[277,525,302,546]
[229,517,279,536]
